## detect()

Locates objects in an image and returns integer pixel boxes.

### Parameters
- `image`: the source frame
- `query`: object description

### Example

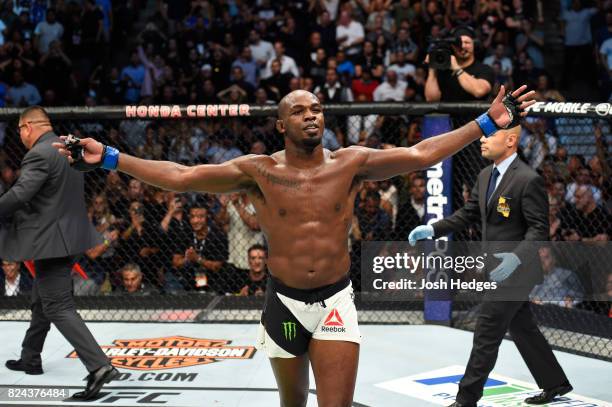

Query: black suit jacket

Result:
[0,132,102,261]
[432,155,548,287]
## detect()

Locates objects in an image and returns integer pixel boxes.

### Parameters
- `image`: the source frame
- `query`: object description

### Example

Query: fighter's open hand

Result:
[52,135,108,171]
[487,85,536,129]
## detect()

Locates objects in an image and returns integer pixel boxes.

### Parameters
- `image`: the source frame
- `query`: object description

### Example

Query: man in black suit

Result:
[409,125,572,406]
[0,106,118,399]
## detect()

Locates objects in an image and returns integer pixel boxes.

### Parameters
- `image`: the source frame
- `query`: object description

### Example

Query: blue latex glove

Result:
[489,252,521,283]
[408,225,434,246]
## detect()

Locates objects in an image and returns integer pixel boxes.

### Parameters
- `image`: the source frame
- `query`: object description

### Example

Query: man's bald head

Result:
[20,105,50,123]
[278,90,321,120]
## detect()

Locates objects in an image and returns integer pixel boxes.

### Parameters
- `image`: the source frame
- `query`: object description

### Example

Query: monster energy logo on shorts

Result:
[282,321,297,341]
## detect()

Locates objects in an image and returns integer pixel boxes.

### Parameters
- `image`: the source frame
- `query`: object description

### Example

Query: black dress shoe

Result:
[5,359,43,375]
[72,365,119,400]
[524,382,573,404]
[447,402,477,407]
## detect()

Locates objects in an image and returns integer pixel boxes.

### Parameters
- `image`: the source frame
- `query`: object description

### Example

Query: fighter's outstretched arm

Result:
[53,137,255,193]
[355,85,535,181]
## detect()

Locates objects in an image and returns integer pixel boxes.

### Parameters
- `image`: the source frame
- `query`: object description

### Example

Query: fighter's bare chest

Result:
[247,163,359,215]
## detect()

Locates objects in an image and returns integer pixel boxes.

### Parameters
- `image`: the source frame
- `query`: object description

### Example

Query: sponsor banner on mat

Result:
[67,336,256,370]
[376,365,610,407]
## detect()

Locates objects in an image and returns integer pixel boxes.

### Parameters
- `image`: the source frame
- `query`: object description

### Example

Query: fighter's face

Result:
[277,92,325,149]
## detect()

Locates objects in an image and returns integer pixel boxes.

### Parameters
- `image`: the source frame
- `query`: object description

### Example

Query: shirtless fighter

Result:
[53,85,534,407]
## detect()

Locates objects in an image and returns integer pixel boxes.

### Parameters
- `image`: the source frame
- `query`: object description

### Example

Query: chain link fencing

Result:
[0,102,610,361]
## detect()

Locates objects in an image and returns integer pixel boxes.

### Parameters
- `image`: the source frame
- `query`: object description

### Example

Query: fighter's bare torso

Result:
[236,147,367,289]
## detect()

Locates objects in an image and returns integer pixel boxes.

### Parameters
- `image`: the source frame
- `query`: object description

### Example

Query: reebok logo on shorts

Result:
[321,309,346,333]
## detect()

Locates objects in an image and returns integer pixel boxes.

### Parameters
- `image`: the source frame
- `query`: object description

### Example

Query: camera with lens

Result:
[428,35,461,70]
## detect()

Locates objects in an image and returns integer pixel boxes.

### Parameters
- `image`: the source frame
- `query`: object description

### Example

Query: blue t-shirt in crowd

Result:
[121,64,145,103]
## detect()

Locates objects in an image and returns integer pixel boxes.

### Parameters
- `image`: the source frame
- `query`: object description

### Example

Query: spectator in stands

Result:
[110,178,150,222]
[314,67,354,102]
[566,154,585,182]
[390,27,418,64]
[530,247,584,308]
[549,179,568,211]
[484,43,513,78]
[515,19,544,70]
[121,51,146,103]
[548,195,563,241]
[336,10,365,60]
[533,74,565,102]
[119,200,162,288]
[263,41,299,79]
[217,193,263,271]
[6,71,41,106]
[565,168,602,205]
[89,193,116,234]
[221,66,255,102]
[351,68,380,102]
[260,59,293,102]
[562,186,611,241]
[161,193,188,233]
[103,171,128,220]
[81,0,105,51]
[354,40,384,80]
[391,0,414,29]
[33,8,63,54]
[347,93,378,145]
[373,69,406,101]
[118,263,157,295]
[395,174,426,239]
[365,14,393,53]
[136,43,164,103]
[354,190,392,242]
[313,10,337,55]
[84,218,120,290]
[1,259,32,296]
[425,26,494,104]
[12,11,35,44]
[306,47,328,87]
[232,46,258,88]
[388,50,416,80]
[39,40,73,99]
[169,203,228,293]
[520,117,557,169]
[336,50,356,80]
[232,244,268,296]
[560,0,598,92]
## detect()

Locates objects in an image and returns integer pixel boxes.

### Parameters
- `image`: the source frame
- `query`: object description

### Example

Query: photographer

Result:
[425,26,494,104]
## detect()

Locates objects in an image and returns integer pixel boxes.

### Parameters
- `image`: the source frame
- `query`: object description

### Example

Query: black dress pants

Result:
[20,256,109,372]
[456,300,568,404]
